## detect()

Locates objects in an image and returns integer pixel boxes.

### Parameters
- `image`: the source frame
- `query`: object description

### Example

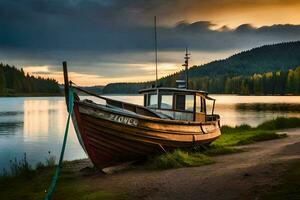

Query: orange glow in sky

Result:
[160,0,300,28]
[18,0,300,86]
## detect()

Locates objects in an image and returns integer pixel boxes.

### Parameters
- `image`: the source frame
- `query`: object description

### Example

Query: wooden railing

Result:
[72,85,161,118]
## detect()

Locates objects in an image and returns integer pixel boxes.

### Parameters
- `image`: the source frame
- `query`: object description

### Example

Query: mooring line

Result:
[44,88,74,200]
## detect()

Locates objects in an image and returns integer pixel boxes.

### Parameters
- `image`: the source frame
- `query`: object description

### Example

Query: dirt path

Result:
[87,128,300,200]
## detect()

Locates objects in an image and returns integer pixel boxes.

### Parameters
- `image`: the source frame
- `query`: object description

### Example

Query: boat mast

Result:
[154,16,158,88]
[182,47,190,89]
[63,61,70,109]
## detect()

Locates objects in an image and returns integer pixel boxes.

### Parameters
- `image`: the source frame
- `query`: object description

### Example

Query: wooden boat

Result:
[63,52,221,169]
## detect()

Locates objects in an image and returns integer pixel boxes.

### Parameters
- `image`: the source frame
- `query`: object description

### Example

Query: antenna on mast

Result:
[182,47,190,89]
[154,16,158,88]
[176,48,191,89]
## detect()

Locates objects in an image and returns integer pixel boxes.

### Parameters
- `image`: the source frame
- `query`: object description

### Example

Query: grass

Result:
[0,153,34,181]
[145,149,213,170]
[144,117,299,170]
[212,118,293,147]
[203,146,243,156]
[0,155,129,200]
[0,152,57,181]
[212,129,286,147]
[257,117,300,130]
[0,167,129,200]
[262,161,300,200]
[144,129,281,170]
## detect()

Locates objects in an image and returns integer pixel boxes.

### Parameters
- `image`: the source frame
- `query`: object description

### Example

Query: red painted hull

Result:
[72,100,221,169]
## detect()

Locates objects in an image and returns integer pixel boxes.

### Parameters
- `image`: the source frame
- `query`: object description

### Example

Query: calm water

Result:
[0,95,300,170]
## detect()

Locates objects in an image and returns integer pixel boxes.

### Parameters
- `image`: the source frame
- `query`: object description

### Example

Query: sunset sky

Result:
[1,0,300,86]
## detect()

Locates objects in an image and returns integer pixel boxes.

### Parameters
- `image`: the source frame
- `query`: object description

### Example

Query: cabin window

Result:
[175,94,185,110]
[175,94,194,111]
[196,96,201,112]
[185,95,194,111]
[148,94,158,108]
[196,96,206,113]
[161,95,173,109]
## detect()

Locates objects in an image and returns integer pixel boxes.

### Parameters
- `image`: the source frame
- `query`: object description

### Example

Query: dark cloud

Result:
[1,0,300,82]
[0,1,299,51]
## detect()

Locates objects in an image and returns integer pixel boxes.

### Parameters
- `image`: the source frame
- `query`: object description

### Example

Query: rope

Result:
[71,84,110,101]
[44,88,74,200]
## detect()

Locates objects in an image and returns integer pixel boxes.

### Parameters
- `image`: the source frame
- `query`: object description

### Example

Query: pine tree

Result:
[0,64,6,94]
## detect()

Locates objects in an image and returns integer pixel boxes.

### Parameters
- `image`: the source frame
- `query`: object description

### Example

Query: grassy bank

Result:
[212,117,300,147]
[213,127,285,147]
[144,117,299,170]
[0,166,128,200]
[145,149,213,170]
[0,155,129,200]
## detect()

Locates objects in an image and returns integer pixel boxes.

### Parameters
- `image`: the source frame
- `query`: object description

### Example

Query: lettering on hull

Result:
[79,107,139,127]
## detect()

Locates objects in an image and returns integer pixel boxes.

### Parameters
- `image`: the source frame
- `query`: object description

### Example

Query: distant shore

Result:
[2,92,300,97]
[0,93,63,97]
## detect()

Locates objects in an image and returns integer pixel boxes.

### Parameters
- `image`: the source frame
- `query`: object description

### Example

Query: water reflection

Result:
[236,103,300,112]
[0,95,299,170]
[0,97,86,170]
[212,96,300,126]
[0,122,23,135]
[0,111,23,116]
[23,100,50,140]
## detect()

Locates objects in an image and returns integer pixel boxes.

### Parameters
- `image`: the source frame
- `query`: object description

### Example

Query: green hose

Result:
[44,88,74,200]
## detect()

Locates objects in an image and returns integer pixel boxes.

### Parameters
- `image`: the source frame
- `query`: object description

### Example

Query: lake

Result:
[0,95,300,170]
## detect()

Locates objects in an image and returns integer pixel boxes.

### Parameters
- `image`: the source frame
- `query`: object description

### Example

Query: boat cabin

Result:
[139,87,216,122]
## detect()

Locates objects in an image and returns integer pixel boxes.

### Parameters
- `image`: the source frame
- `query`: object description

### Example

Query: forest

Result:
[0,63,61,96]
[189,66,300,95]
[103,67,300,95]
[103,42,300,95]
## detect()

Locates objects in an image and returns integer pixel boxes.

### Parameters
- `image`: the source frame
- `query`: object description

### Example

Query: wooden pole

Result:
[154,16,158,88]
[185,47,189,89]
[63,61,69,109]
[182,48,190,89]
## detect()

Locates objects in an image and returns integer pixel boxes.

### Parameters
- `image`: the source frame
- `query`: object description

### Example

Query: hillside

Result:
[0,63,61,96]
[187,41,300,78]
[103,41,300,94]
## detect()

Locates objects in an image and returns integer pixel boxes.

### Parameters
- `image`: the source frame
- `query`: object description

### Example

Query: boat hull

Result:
[72,100,221,169]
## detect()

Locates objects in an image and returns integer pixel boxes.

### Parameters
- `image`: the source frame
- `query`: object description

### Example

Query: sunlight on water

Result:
[0,97,86,170]
[0,95,299,170]
[211,95,300,126]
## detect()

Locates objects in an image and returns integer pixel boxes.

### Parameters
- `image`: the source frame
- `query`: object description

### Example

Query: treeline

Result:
[188,66,300,95]
[102,67,300,95]
[0,63,61,96]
